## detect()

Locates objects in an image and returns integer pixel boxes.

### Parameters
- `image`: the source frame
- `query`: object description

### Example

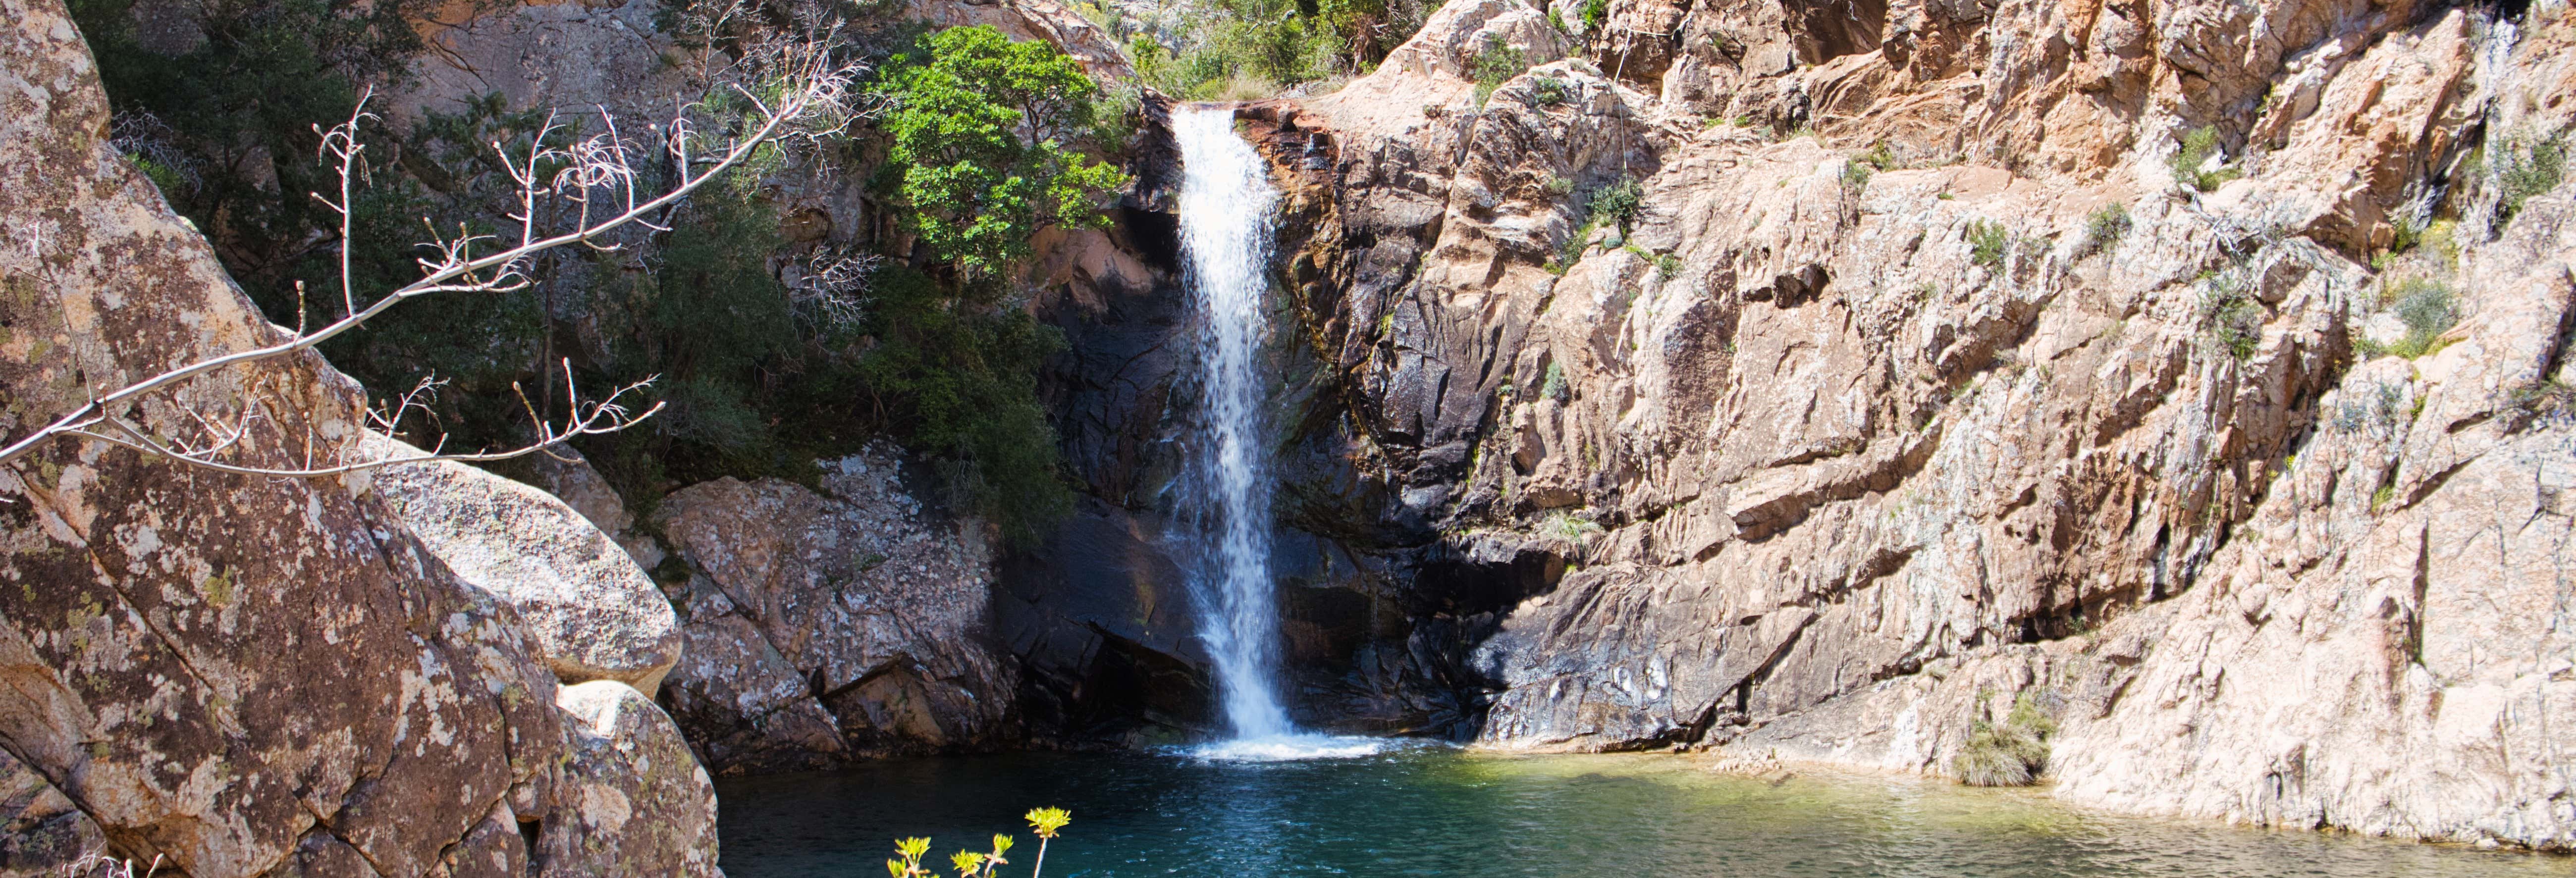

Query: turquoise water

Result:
[715,747,2571,878]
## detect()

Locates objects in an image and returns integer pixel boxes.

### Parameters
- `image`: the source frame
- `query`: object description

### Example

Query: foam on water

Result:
[1182,734,1412,763]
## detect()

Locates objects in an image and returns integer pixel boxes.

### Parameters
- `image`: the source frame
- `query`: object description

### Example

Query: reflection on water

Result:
[716,748,2569,878]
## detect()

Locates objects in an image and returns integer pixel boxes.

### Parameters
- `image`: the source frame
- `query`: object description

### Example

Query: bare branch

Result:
[0,48,866,475]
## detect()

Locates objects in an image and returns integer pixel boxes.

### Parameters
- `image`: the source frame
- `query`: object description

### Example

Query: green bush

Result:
[1589,177,1643,232]
[1135,0,1354,100]
[1838,160,1873,197]
[2169,126,2242,193]
[1541,361,1571,402]
[1580,0,1608,31]
[1966,220,2009,267]
[2494,134,2566,225]
[2202,280,2264,361]
[2377,276,2460,359]
[2080,203,2129,257]
[1529,76,1571,106]
[1855,140,1896,171]
[855,268,1074,545]
[1469,33,1528,105]
[872,25,1129,275]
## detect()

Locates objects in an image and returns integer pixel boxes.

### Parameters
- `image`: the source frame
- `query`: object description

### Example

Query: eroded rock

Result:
[364,434,685,695]
[543,681,721,877]
[654,448,1017,772]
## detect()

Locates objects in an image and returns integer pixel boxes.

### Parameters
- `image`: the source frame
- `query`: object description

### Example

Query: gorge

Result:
[1,0,2574,868]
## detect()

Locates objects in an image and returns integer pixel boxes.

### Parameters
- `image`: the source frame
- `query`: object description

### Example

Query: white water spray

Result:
[1172,107,1385,762]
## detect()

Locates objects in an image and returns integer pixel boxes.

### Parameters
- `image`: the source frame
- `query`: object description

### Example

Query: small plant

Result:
[2380,276,2460,358]
[1543,510,1606,540]
[1580,0,1608,31]
[1530,76,1571,106]
[1966,220,2009,267]
[1652,252,1684,280]
[1856,140,1897,171]
[2370,483,2397,512]
[1839,159,1873,197]
[1542,361,1571,402]
[2493,134,2566,225]
[2202,281,2264,361]
[885,807,1072,878]
[2079,203,2130,257]
[2334,380,2411,433]
[1952,691,2059,786]
[1556,216,1600,269]
[2511,379,2576,424]
[1470,34,1528,105]
[2168,126,2243,193]
[1589,177,1644,232]
[1545,175,1577,196]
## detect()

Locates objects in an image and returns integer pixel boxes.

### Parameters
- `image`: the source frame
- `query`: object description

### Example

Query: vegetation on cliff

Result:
[65,0,1122,542]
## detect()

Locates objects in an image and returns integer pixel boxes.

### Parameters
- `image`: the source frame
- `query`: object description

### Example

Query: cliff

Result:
[1196,0,2576,849]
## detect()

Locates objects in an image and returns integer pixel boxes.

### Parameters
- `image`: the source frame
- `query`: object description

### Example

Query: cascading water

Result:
[1170,106,1384,762]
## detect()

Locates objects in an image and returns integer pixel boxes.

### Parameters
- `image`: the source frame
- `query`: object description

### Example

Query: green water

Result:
[714,746,2570,877]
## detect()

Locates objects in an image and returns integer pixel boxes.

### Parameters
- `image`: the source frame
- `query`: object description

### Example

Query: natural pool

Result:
[716,746,2570,878]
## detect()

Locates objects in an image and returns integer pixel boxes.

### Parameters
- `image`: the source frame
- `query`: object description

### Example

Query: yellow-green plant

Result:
[884,808,1070,878]
[1953,691,2058,786]
[1966,219,2009,268]
[2168,126,2243,192]
[1026,807,1072,878]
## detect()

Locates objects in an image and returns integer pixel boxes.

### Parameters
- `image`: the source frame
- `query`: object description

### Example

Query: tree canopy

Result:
[871,25,1129,274]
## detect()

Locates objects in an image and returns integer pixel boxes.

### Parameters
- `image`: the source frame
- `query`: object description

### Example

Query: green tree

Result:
[872,26,1129,274]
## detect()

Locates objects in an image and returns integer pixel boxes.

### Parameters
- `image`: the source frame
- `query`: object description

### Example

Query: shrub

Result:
[2202,280,2264,361]
[1838,160,1873,197]
[1652,252,1684,281]
[1589,177,1644,232]
[1543,510,1604,541]
[1529,76,1571,106]
[2169,126,2242,193]
[1952,691,2058,786]
[1856,140,1897,171]
[2377,276,2460,359]
[1469,34,1528,105]
[1966,220,2009,267]
[1544,175,1577,196]
[2494,134,2566,225]
[2080,203,2130,257]
[1552,217,1597,272]
[855,268,1076,545]
[1580,0,1608,30]
[1542,361,1571,402]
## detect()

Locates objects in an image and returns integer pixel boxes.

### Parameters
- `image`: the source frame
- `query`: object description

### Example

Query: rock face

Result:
[1020,0,2576,851]
[653,449,1018,773]
[0,750,105,877]
[546,682,722,878]
[0,0,715,872]
[366,435,685,696]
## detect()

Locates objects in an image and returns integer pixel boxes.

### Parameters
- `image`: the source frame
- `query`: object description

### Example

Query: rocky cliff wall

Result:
[1199,0,2576,849]
[0,0,720,872]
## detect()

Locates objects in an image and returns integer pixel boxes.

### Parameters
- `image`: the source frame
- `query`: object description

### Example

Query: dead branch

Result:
[0,38,867,479]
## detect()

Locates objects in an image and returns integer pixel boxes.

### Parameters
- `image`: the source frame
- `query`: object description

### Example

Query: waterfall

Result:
[1171,106,1391,762]
[1173,106,1295,743]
